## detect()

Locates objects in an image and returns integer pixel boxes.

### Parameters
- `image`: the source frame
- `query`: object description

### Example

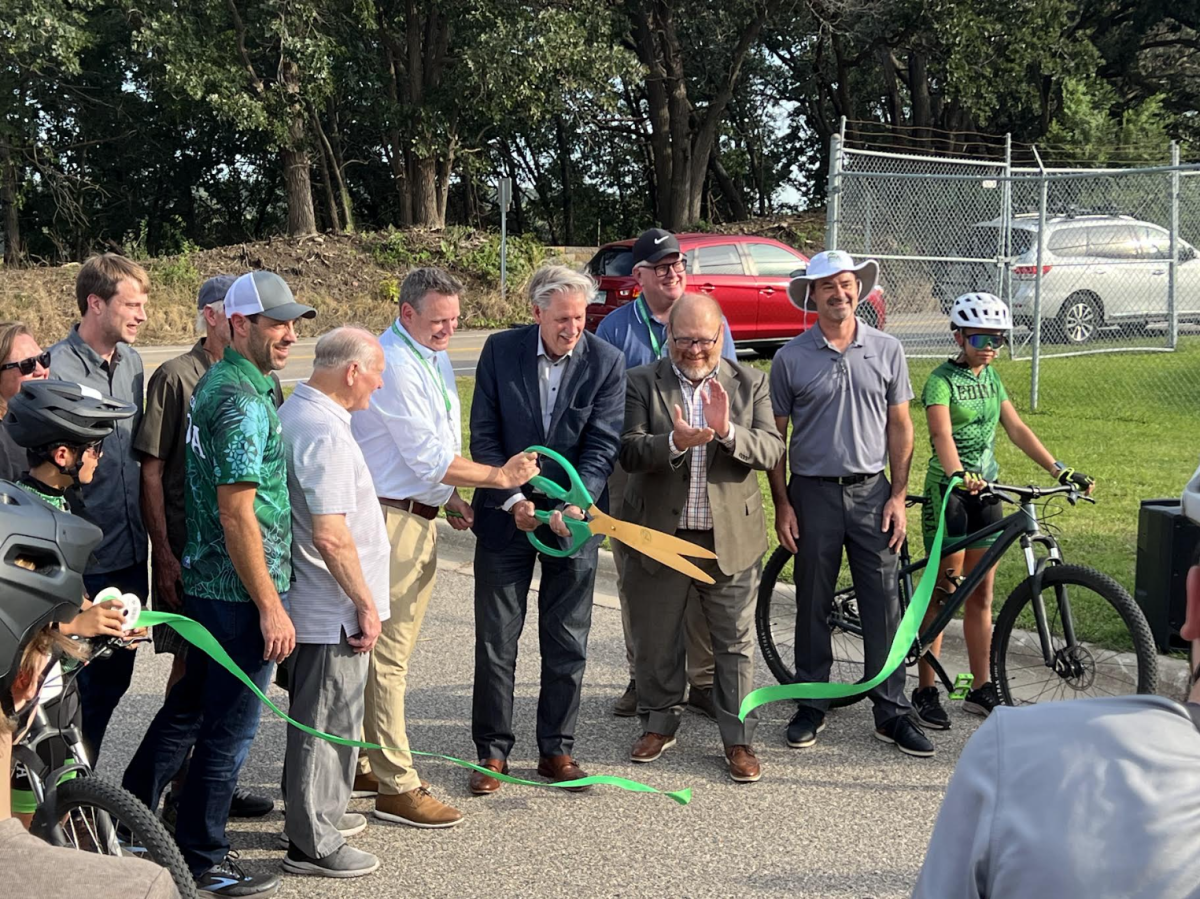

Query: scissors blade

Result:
[633,540,717,585]
[588,511,719,560]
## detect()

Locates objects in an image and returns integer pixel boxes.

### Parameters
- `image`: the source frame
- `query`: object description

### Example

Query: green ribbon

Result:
[133,610,691,806]
[738,476,961,721]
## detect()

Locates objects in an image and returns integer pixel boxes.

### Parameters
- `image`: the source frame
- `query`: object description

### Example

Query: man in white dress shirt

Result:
[350,267,537,828]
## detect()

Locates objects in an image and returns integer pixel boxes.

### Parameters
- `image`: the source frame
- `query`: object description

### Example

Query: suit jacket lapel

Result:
[520,326,545,442]
[547,334,589,438]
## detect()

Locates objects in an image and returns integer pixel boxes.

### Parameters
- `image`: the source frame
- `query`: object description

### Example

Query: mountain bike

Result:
[16,635,198,899]
[756,481,1157,708]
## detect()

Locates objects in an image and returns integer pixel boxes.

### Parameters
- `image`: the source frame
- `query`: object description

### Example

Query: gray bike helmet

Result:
[4,379,136,450]
[0,480,102,718]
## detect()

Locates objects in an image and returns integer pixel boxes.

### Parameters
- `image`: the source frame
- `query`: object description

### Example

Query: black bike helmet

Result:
[0,480,101,718]
[4,379,136,449]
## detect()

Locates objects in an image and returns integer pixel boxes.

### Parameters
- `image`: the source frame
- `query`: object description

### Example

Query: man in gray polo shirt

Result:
[768,250,933,758]
[49,252,149,761]
[278,327,389,879]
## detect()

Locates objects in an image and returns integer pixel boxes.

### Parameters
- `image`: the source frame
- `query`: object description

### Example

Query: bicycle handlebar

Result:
[984,482,1096,505]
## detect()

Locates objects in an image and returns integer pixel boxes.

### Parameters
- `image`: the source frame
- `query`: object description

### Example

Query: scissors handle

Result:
[524,445,594,510]
[528,509,593,557]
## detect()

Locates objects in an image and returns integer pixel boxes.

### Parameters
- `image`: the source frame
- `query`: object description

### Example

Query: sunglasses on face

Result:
[1,351,51,376]
[965,333,1007,350]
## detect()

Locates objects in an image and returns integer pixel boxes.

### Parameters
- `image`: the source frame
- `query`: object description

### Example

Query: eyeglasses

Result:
[0,351,51,376]
[671,331,721,350]
[965,333,1007,350]
[640,257,687,279]
[82,440,104,458]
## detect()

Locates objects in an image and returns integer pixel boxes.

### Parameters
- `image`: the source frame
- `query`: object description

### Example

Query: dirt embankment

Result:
[0,215,825,346]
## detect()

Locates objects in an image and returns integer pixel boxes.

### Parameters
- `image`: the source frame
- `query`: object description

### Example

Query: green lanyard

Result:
[637,296,665,359]
[391,321,452,415]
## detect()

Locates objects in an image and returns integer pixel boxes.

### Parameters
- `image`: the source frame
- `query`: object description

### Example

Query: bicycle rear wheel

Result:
[756,547,875,710]
[991,563,1158,706]
[39,775,198,899]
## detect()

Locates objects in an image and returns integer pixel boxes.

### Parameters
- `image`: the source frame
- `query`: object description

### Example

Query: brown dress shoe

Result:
[536,755,591,792]
[468,759,509,795]
[630,732,676,763]
[352,770,380,798]
[726,745,762,783]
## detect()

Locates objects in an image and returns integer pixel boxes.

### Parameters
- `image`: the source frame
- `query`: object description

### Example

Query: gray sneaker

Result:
[282,844,379,878]
[277,812,367,849]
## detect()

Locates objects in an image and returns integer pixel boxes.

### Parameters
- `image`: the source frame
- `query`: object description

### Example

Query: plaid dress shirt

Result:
[667,363,735,531]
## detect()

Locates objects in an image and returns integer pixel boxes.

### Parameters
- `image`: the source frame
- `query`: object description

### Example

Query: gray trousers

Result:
[625,530,760,748]
[282,638,368,858]
[791,474,909,726]
[609,464,715,687]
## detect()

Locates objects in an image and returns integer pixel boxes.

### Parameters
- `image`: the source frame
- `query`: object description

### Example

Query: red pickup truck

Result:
[584,233,887,347]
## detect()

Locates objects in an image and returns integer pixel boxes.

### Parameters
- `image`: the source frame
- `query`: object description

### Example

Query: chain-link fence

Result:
[827,128,1200,418]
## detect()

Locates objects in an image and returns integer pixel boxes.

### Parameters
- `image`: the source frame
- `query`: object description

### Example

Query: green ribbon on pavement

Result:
[738,476,962,721]
[133,610,692,806]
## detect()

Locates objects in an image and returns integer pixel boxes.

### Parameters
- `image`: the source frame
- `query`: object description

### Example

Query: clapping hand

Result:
[672,404,714,451]
[701,380,730,439]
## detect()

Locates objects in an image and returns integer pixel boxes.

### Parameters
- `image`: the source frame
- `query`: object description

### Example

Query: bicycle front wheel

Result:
[40,775,197,899]
[756,547,872,709]
[991,563,1158,706]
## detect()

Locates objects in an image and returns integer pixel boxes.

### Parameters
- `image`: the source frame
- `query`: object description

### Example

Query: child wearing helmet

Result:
[2,379,140,824]
[912,293,1095,730]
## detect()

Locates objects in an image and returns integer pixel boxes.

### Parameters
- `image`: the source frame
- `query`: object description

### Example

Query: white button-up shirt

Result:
[351,319,462,506]
[501,336,574,512]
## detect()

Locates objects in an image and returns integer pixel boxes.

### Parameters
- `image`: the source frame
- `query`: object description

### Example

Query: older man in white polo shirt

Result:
[278,327,390,879]
[351,267,537,827]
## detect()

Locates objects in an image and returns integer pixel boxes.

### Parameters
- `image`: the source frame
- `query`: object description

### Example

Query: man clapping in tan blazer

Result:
[619,293,784,783]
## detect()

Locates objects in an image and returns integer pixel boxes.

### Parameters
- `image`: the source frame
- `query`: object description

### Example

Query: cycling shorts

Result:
[922,478,1004,552]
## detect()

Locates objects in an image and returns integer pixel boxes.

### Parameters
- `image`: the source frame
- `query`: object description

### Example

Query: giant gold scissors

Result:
[524,445,719,584]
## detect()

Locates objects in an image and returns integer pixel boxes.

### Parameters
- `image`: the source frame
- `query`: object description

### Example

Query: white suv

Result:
[934,213,1200,344]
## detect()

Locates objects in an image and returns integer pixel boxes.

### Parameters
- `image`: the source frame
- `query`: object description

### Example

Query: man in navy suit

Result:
[468,264,625,794]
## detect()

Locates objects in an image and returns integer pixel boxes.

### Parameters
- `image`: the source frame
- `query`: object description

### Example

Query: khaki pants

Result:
[609,465,714,688]
[358,506,437,795]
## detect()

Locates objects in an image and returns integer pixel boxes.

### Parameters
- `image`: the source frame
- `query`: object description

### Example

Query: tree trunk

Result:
[310,111,340,231]
[324,96,355,230]
[909,51,933,148]
[1,143,24,265]
[555,115,575,246]
[411,153,440,227]
[709,152,748,222]
[280,59,316,237]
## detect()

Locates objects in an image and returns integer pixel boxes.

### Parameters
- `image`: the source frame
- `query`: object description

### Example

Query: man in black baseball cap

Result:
[630,228,682,268]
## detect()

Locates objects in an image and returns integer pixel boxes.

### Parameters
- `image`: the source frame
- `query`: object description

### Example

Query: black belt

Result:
[379,497,440,521]
[815,472,882,486]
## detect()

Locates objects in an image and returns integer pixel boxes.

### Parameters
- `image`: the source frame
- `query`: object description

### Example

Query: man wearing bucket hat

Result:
[767,250,933,758]
[125,270,315,899]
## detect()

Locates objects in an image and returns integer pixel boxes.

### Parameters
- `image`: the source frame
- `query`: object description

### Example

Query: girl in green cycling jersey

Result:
[912,293,1094,730]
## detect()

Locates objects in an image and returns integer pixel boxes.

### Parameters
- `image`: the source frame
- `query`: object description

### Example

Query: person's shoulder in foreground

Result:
[913,694,1200,899]
[0,817,180,898]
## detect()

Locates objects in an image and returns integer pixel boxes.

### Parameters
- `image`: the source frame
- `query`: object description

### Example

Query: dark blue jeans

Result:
[79,564,148,763]
[122,595,278,876]
[472,537,597,760]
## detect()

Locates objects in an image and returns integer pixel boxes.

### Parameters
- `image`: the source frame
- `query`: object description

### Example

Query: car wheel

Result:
[1052,293,1102,345]
[856,301,879,329]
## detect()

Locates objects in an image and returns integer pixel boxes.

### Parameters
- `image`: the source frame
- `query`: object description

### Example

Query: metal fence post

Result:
[1030,148,1048,411]
[1002,133,1013,360]
[827,130,843,251]
[1169,141,1180,350]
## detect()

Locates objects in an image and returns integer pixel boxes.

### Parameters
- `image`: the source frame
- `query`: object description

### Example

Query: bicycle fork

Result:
[1019,506,1078,675]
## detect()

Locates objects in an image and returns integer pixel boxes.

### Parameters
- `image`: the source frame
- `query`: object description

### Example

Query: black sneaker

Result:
[911,686,951,730]
[963,682,1000,717]
[875,715,935,758]
[785,707,826,748]
[196,852,280,898]
[230,787,275,818]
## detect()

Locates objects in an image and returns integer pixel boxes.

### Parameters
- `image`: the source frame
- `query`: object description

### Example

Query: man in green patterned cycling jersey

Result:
[123,271,315,899]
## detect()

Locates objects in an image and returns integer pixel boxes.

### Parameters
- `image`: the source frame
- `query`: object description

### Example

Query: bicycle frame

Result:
[895,494,1064,690]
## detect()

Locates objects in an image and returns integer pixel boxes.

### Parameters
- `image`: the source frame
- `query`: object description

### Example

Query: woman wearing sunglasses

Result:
[0,322,51,481]
[910,292,1095,730]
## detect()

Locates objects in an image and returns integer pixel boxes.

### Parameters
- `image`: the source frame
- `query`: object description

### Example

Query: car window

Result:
[1132,226,1171,261]
[958,225,1033,258]
[693,244,747,276]
[588,247,634,276]
[1085,225,1140,260]
[1047,228,1090,258]
[745,242,804,276]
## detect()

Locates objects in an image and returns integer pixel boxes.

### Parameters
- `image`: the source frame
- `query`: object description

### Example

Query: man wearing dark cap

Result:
[124,270,315,899]
[133,274,279,823]
[595,228,735,719]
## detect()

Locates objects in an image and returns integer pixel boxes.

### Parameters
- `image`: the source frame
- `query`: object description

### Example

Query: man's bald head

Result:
[669,292,723,333]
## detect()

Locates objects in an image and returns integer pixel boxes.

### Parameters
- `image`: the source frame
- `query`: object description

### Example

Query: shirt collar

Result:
[537,335,574,364]
[222,347,275,396]
[67,323,122,372]
[293,381,351,424]
[633,297,666,328]
[806,321,864,350]
[392,319,437,359]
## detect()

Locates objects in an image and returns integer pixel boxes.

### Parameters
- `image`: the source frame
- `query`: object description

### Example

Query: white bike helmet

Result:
[950,293,1012,330]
